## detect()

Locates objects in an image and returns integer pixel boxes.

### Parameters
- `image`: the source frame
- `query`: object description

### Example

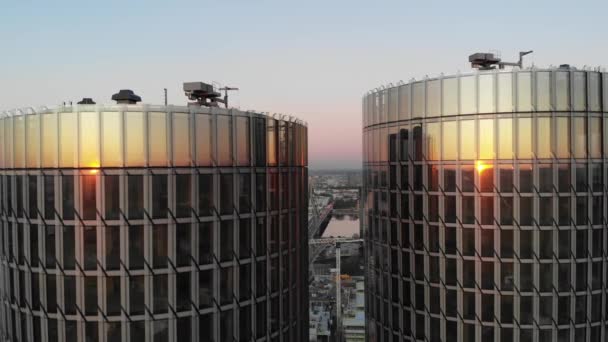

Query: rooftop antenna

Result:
[218,86,239,108]
[469,50,533,70]
[164,88,167,106]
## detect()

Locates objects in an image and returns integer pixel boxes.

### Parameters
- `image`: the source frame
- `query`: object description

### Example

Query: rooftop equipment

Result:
[111,89,141,104]
[469,50,533,70]
[77,98,96,105]
[184,82,239,108]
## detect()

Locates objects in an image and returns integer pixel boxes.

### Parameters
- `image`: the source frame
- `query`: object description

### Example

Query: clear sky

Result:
[1,0,607,169]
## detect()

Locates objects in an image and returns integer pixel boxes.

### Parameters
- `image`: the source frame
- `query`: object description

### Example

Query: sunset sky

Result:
[1,0,607,169]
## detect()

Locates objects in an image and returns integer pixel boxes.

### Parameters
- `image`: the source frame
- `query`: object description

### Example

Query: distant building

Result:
[0,88,309,341]
[363,66,608,341]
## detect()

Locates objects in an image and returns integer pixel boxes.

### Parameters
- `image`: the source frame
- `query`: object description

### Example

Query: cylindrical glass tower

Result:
[0,103,309,341]
[362,67,608,341]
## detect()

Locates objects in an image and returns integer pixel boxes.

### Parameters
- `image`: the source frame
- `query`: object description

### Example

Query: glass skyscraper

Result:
[362,67,608,341]
[0,99,309,341]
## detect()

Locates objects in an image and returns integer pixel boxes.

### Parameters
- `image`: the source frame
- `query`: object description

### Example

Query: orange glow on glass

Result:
[476,160,489,173]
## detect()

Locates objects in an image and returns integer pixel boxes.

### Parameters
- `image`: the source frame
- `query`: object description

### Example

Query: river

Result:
[322,215,360,238]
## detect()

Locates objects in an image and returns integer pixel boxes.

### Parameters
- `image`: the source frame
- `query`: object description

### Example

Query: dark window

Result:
[176,272,191,311]
[85,276,97,315]
[220,174,234,215]
[106,277,121,316]
[45,225,56,269]
[105,226,120,270]
[129,225,144,269]
[255,173,266,212]
[82,175,96,220]
[221,220,234,261]
[129,276,145,315]
[61,175,74,220]
[64,276,76,315]
[199,222,213,264]
[153,225,168,268]
[153,274,168,314]
[104,175,120,220]
[84,226,97,270]
[152,175,168,218]
[175,174,191,218]
[128,175,144,220]
[199,269,213,308]
[28,175,38,218]
[63,226,75,270]
[44,175,55,220]
[198,174,214,216]
[239,174,251,213]
[176,224,191,266]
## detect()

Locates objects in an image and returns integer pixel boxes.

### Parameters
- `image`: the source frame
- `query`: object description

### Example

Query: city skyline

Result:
[2,0,608,169]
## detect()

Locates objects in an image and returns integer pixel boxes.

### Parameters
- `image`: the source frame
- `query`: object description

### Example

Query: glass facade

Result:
[0,104,309,342]
[363,68,608,342]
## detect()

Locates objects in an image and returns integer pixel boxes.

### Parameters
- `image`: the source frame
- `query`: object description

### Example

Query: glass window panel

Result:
[573,117,587,158]
[129,225,144,269]
[172,113,190,166]
[14,116,25,168]
[442,77,458,116]
[26,114,40,168]
[556,117,570,158]
[106,277,121,316]
[479,119,494,160]
[84,226,97,270]
[460,120,475,160]
[153,275,168,314]
[498,118,513,159]
[82,174,96,220]
[379,90,387,123]
[442,121,457,160]
[537,117,551,158]
[536,72,551,111]
[426,80,440,117]
[589,117,602,158]
[588,72,601,111]
[220,174,233,215]
[412,82,425,118]
[153,225,168,267]
[198,174,214,216]
[398,84,410,120]
[195,114,213,166]
[105,226,120,270]
[104,175,119,220]
[555,72,570,113]
[387,87,397,122]
[85,276,97,315]
[101,112,122,167]
[149,112,167,166]
[236,116,250,165]
[460,76,476,114]
[41,114,57,167]
[4,117,13,168]
[129,276,145,315]
[63,226,75,270]
[498,73,513,112]
[479,74,494,113]
[152,175,168,218]
[128,175,143,220]
[62,175,74,220]
[426,122,440,160]
[573,72,586,111]
[517,72,532,111]
[604,73,608,111]
[175,174,191,218]
[125,112,145,167]
[59,112,77,168]
[218,115,233,166]
[0,118,4,167]
[517,118,532,159]
[220,220,234,262]
[79,112,99,168]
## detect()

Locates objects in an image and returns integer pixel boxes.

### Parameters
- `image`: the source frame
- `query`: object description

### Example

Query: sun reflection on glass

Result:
[476,160,489,173]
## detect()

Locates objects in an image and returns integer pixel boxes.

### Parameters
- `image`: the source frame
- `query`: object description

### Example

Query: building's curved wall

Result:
[362,69,608,341]
[0,105,309,342]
